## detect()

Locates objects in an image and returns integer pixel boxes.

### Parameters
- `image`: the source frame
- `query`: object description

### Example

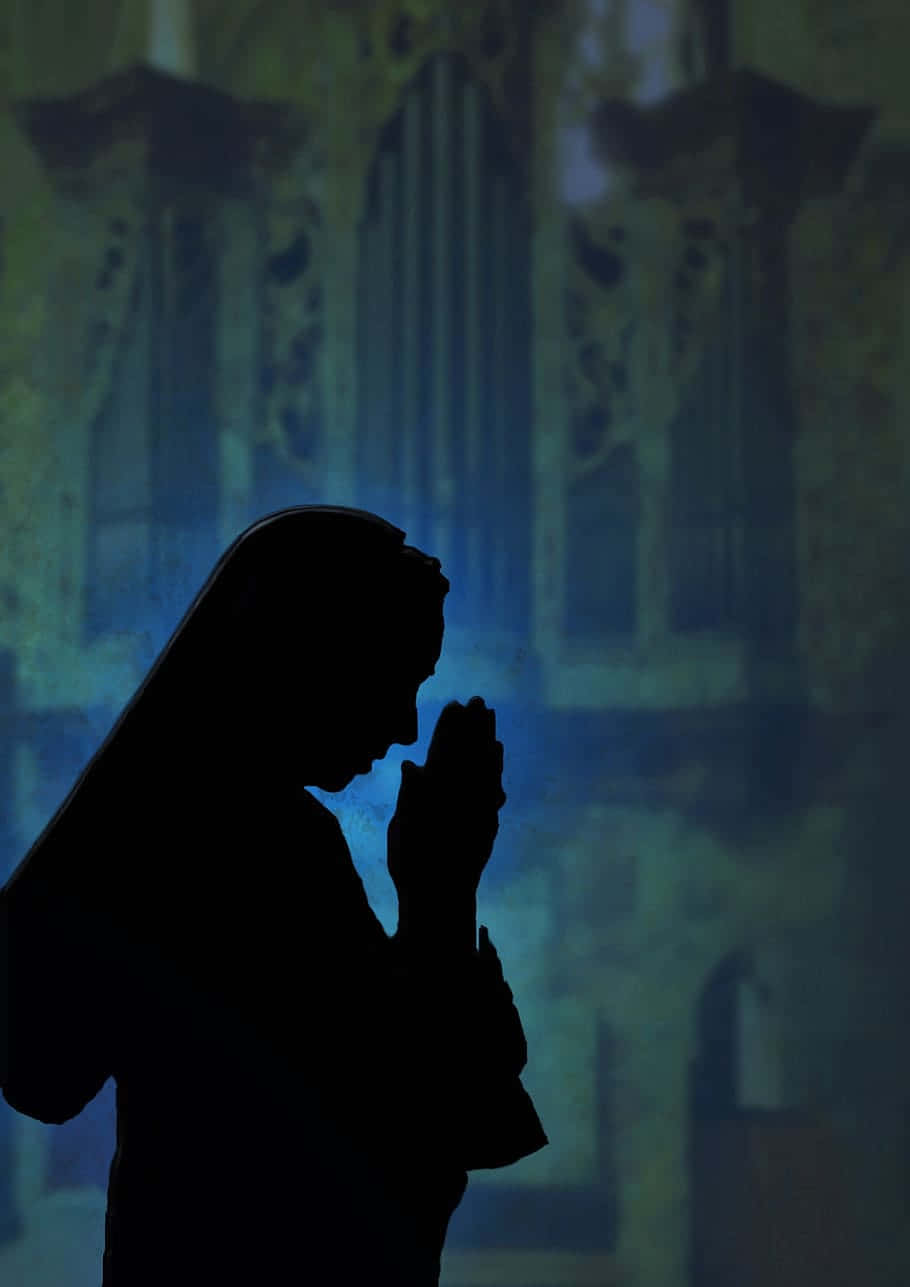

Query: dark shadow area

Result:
[0,507,547,1287]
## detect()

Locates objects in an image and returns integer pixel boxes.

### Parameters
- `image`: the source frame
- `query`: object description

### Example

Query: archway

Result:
[690,948,783,1121]
[687,948,857,1286]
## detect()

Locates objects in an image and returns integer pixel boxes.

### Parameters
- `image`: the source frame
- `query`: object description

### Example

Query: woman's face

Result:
[303,617,443,792]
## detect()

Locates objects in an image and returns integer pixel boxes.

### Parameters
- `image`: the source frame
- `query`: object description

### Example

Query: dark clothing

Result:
[1,781,546,1285]
[1,506,547,1284]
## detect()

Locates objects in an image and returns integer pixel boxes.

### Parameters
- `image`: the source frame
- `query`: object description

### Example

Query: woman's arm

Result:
[394,887,477,961]
[386,910,547,1170]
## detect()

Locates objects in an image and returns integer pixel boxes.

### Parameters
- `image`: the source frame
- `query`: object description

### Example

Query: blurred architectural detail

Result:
[735,972,782,1111]
[688,949,859,1285]
[14,66,315,642]
[1,3,907,1286]
[0,654,21,1243]
[147,0,197,79]
[549,68,875,709]
[356,53,532,638]
[690,1109,859,1287]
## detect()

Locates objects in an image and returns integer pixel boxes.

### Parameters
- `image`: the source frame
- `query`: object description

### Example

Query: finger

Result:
[427,705,478,761]
[461,698,496,747]
[425,703,499,780]
[466,696,496,738]
[425,708,457,758]
[430,701,467,742]
[477,738,503,774]
[429,701,461,739]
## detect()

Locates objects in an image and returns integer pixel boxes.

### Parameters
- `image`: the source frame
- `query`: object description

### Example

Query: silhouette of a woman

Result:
[1,507,547,1286]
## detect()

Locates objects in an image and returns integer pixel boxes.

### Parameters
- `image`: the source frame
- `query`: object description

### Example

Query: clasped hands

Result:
[386,696,506,910]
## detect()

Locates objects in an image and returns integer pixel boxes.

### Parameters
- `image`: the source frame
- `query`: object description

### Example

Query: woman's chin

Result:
[312,764,363,791]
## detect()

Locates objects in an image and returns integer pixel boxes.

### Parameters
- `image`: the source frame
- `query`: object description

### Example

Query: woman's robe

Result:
[1,777,547,1286]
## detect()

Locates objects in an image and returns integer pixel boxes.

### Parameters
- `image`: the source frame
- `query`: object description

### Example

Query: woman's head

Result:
[4,508,449,919]
[129,507,450,794]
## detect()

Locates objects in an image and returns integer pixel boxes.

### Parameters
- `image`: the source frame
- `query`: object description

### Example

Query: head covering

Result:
[4,506,449,904]
[0,509,457,1284]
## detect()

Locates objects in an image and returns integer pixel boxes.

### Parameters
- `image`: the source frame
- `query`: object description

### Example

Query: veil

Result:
[1,504,448,944]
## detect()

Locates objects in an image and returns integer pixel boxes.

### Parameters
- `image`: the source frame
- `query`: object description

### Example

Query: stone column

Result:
[214,195,260,551]
[626,197,678,652]
[147,0,197,79]
[531,9,569,672]
[320,10,360,508]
